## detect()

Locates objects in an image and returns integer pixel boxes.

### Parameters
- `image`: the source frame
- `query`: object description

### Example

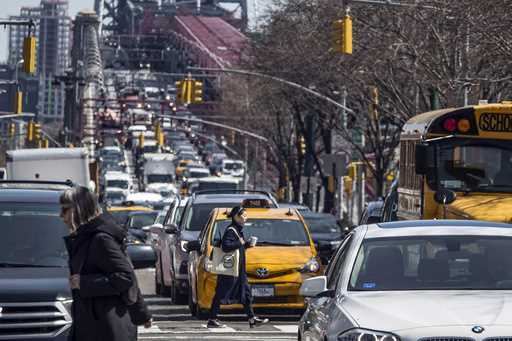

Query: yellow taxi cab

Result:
[186,204,322,317]
[106,205,153,226]
[175,159,193,180]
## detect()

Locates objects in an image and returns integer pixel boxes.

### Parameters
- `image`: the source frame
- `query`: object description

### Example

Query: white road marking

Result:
[274,325,298,333]
[201,324,237,332]
[138,325,162,334]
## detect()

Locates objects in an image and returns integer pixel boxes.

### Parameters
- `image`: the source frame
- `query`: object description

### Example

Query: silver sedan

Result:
[298,220,512,341]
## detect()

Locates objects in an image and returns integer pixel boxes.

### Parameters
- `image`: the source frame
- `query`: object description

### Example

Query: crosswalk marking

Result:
[274,325,298,333]
[138,325,162,334]
[201,324,237,332]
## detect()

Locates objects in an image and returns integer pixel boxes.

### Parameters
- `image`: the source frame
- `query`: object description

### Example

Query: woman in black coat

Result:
[60,187,152,341]
[207,206,269,328]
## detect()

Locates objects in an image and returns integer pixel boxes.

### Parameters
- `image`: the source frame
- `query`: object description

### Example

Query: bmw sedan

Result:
[298,220,512,341]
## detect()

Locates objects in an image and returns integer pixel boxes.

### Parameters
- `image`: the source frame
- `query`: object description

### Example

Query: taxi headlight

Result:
[338,328,400,341]
[180,240,188,252]
[299,257,320,273]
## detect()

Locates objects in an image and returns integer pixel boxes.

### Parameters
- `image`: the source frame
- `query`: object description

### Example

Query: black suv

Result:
[154,190,278,304]
[0,181,72,340]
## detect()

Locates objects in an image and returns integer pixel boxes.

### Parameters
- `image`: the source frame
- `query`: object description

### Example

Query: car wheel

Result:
[171,280,188,305]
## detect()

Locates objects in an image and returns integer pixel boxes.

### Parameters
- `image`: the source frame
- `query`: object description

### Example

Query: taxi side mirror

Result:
[185,240,200,253]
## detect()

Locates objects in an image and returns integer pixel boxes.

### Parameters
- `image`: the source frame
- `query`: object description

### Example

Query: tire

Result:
[171,280,188,305]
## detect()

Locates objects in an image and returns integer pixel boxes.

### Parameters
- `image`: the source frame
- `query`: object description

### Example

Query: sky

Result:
[0,0,94,63]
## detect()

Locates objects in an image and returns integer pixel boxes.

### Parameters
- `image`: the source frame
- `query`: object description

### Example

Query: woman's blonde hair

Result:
[59,186,101,229]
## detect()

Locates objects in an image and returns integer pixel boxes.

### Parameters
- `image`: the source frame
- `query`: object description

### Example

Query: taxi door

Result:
[189,212,215,306]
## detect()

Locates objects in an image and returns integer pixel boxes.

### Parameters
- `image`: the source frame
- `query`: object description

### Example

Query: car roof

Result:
[364,220,512,238]
[192,193,272,204]
[0,189,61,203]
[213,208,302,220]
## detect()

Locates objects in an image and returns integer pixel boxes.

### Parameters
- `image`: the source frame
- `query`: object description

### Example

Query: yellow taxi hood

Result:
[246,246,314,268]
[447,194,512,223]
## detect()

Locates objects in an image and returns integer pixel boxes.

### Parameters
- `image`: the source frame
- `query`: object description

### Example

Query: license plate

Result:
[251,285,274,297]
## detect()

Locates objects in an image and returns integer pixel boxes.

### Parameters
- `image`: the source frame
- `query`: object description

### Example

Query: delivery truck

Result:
[6,148,92,188]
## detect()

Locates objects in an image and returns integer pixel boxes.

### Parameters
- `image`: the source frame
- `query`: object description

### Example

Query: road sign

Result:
[321,154,346,178]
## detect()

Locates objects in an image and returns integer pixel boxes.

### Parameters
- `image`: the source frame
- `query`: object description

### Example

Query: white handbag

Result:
[210,227,240,277]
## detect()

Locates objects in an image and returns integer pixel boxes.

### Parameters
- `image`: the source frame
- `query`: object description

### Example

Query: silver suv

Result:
[299,220,512,341]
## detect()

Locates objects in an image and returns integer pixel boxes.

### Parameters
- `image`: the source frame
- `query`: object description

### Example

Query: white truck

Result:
[143,153,175,192]
[6,148,92,188]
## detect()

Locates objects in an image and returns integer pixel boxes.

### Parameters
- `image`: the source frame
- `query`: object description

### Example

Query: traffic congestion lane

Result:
[135,268,299,341]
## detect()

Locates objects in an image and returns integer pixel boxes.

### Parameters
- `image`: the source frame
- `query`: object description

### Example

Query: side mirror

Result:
[185,240,201,253]
[164,223,179,234]
[415,143,431,175]
[299,276,328,297]
[148,223,164,234]
[434,189,457,205]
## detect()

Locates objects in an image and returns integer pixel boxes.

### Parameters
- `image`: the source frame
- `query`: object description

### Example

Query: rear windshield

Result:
[128,213,157,229]
[183,203,236,231]
[0,203,69,267]
[350,236,512,291]
[189,182,238,193]
[304,216,339,233]
[212,219,310,246]
[106,180,129,189]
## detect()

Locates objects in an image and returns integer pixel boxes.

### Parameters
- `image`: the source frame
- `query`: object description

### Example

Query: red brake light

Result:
[443,118,457,132]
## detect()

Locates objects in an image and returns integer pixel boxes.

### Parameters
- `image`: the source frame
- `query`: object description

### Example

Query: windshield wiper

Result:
[256,241,294,246]
[0,262,60,268]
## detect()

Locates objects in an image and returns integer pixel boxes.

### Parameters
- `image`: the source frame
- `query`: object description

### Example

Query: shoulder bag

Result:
[210,227,240,277]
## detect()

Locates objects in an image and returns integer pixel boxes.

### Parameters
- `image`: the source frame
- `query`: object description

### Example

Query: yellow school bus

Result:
[396,102,512,222]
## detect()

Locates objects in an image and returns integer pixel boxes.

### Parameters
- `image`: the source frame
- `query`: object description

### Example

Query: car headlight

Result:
[180,240,188,252]
[338,328,400,341]
[299,257,320,273]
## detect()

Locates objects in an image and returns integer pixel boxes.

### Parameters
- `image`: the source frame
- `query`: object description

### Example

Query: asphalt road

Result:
[135,268,300,341]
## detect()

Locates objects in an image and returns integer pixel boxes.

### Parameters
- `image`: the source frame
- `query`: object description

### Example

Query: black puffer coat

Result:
[214,222,252,305]
[64,214,144,341]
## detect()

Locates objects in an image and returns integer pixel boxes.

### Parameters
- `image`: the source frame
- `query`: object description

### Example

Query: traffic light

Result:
[192,80,203,103]
[8,122,15,138]
[298,136,306,156]
[138,133,145,149]
[229,131,236,145]
[27,120,34,142]
[14,91,23,114]
[42,139,49,148]
[33,123,41,141]
[332,15,352,54]
[23,36,37,74]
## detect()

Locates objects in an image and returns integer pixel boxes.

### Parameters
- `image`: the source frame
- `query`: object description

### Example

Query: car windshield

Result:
[183,203,234,231]
[304,216,339,233]
[189,171,209,178]
[0,203,68,267]
[212,219,310,246]
[147,174,173,183]
[106,191,125,199]
[143,145,158,153]
[106,180,129,189]
[433,140,512,193]
[128,213,157,229]
[350,236,512,291]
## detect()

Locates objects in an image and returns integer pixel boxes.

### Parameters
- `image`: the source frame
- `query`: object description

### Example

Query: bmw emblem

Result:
[472,326,484,334]
[256,268,269,278]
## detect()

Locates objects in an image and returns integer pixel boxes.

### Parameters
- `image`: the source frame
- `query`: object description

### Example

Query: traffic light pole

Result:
[187,67,354,114]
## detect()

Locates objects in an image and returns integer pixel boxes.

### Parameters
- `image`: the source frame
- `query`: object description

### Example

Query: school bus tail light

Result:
[457,118,471,133]
[443,118,457,132]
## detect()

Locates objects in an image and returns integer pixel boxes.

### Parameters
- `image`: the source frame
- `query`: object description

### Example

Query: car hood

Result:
[0,267,71,302]
[344,291,512,331]
[246,246,313,273]
[446,194,512,223]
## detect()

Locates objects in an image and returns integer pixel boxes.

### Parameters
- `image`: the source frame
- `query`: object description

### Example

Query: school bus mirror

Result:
[415,143,431,175]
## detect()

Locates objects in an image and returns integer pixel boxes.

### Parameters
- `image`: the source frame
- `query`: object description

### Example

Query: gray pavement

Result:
[135,268,299,341]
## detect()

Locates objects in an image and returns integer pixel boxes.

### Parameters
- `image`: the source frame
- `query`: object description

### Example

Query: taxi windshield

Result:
[0,203,68,267]
[431,140,512,193]
[350,236,512,291]
[212,219,310,246]
[128,212,157,229]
